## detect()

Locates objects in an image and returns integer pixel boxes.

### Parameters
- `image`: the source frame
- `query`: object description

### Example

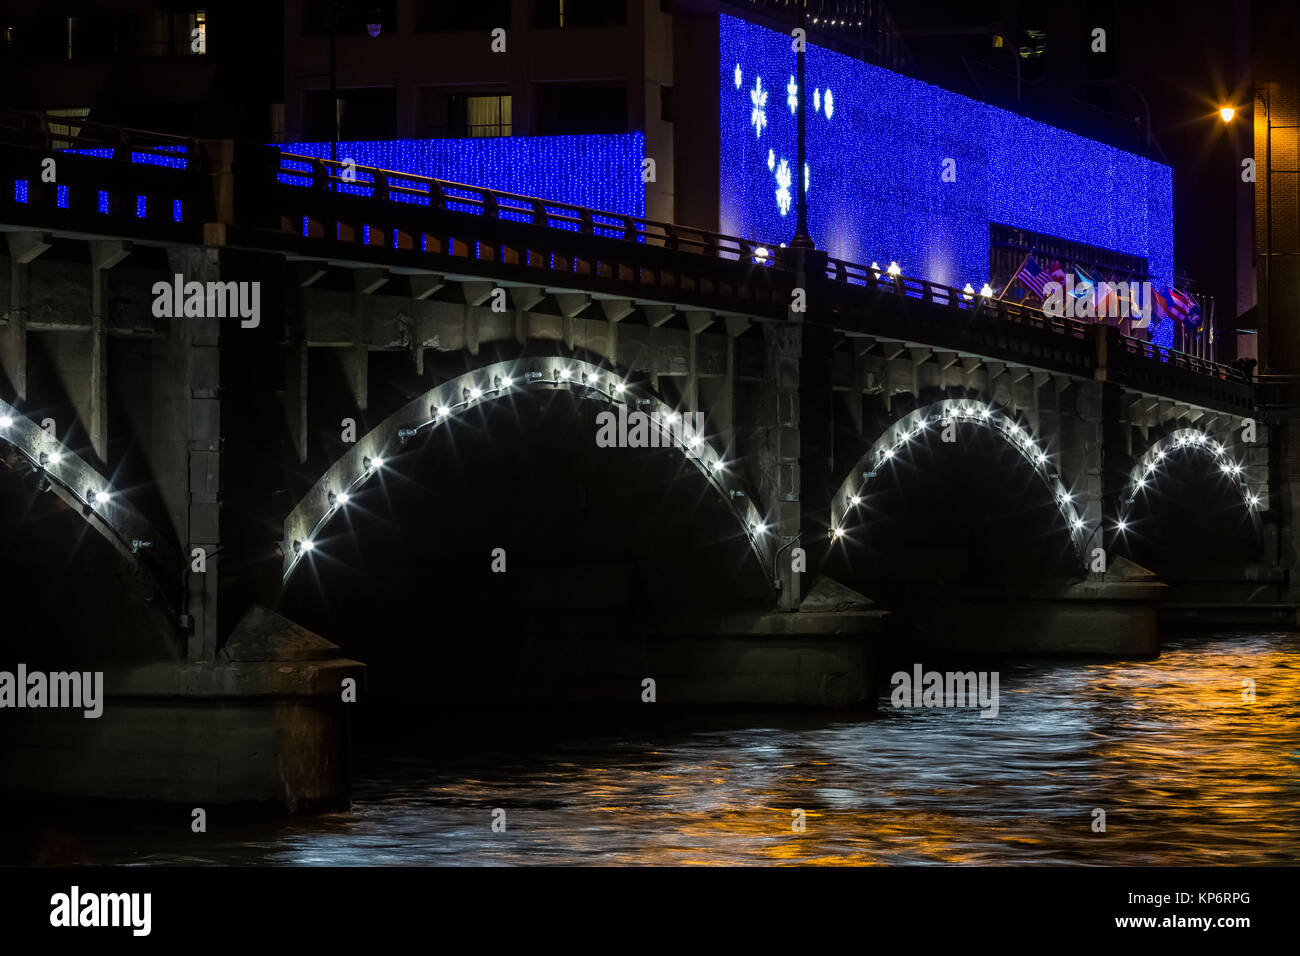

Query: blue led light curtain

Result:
[719,14,1173,291]
[280,133,646,218]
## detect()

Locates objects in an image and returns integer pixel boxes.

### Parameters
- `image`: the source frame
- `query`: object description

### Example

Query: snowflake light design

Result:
[787,76,798,114]
[734,63,742,89]
[824,88,834,119]
[775,158,792,216]
[750,77,768,138]
[805,162,810,192]
[813,88,821,113]
[767,148,775,171]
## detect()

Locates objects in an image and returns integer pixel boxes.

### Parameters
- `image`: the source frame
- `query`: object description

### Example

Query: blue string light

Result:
[279,134,646,219]
[719,14,1174,290]
[14,180,28,203]
[56,185,69,208]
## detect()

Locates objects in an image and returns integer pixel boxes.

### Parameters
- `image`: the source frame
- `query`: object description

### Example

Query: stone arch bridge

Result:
[0,122,1275,805]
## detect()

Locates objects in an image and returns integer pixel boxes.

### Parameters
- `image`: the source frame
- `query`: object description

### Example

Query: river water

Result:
[19,632,1300,866]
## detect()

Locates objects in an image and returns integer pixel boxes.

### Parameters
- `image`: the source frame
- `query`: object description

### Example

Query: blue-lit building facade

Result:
[276,2,1181,344]
[718,13,1174,295]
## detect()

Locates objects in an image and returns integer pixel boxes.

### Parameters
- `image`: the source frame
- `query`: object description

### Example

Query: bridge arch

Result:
[827,398,1089,566]
[1120,428,1263,537]
[281,356,772,586]
[0,397,177,615]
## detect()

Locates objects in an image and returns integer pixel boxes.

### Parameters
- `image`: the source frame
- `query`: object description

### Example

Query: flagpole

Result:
[998,253,1029,300]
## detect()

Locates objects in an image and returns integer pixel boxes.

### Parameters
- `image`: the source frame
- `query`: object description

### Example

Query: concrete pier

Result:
[0,608,364,811]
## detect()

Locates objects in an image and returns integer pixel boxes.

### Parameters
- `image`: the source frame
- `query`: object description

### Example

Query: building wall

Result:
[718,14,1174,291]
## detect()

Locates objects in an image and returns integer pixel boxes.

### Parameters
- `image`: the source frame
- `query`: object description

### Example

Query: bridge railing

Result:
[0,108,200,169]
[278,151,778,262]
[266,150,1246,387]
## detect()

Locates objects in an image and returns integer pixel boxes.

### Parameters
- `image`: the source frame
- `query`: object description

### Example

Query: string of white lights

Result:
[282,358,773,585]
[0,398,156,562]
[826,399,1088,557]
[1121,428,1262,529]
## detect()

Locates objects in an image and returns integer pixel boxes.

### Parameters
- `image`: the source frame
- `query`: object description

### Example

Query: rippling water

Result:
[25,633,1300,865]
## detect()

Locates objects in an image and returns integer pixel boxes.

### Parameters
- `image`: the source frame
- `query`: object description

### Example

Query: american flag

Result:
[1166,286,1198,325]
[1016,255,1052,297]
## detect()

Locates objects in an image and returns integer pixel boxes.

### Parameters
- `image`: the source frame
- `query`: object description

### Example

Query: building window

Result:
[303,87,398,140]
[533,0,627,29]
[536,83,627,135]
[46,108,91,149]
[418,90,512,138]
[460,94,512,137]
[416,1,510,32]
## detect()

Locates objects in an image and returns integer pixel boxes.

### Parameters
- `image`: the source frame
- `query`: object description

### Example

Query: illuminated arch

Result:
[281,357,773,585]
[1120,428,1263,535]
[0,397,176,612]
[827,398,1089,564]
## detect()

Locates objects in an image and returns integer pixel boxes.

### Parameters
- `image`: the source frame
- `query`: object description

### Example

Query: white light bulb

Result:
[47,452,62,465]
[586,373,599,385]
[887,261,901,277]
[559,369,571,380]
[711,459,724,472]
[980,283,993,297]
[335,492,350,505]
[1116,519,1128,532]
[613,382,625,394]
[883,448,894,459]
[500,377,513,388]
[832,527,845,538]
[850,495,861,507]
[1072,518,1085,530]
[0,416,12,427]
[94,491,111,504]
[301,540,315,552]
[753,522,767,534]
[437,405,450,417]
[470,387,483,399]
[370,456,385,469]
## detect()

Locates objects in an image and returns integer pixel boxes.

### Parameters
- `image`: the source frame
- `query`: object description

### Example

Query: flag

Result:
[1047,260,1068,286]
[1151,286,1172,320]
[1072,266,1100,309]
[1166,287,1201,329]
[1017,254,1052,297]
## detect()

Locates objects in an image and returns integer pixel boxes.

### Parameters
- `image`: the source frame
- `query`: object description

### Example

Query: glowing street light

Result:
[1219,106,1236,122]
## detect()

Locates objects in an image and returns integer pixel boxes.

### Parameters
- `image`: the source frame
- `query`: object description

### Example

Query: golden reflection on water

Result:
[408,634,1294,867]
[77,633,1300,866]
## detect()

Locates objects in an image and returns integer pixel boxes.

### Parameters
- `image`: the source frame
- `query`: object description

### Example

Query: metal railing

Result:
[0,108,201,168]
[275,150,1247,385]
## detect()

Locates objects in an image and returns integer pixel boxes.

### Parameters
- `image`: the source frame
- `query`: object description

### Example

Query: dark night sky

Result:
[890,0,1250,325]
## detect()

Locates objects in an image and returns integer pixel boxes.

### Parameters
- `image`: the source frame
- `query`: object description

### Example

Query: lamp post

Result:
[1220,91,1270,373]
